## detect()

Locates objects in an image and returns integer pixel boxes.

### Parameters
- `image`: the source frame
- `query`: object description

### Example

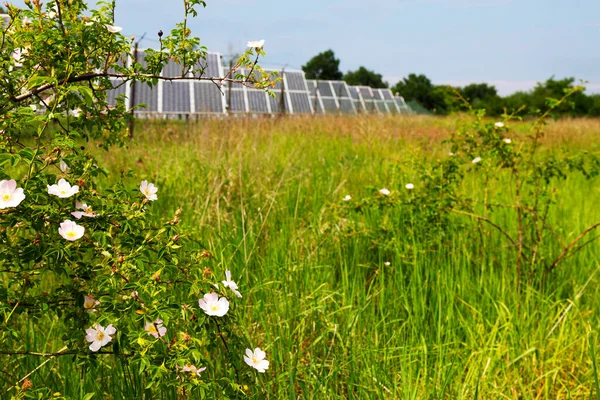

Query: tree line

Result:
[302,49,600,117]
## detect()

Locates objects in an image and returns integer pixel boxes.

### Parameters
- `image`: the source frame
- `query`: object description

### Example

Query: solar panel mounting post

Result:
[128,42,139,139]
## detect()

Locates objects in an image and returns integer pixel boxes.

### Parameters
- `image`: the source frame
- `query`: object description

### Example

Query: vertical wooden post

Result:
[128,42,138,139]
[278,69,286,115]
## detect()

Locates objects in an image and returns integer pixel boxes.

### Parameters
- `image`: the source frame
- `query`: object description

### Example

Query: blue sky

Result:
[8,0,600,95]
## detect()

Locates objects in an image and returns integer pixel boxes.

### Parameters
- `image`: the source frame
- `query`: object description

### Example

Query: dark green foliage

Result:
[343,66,388,89]
[301,49,343,81]
[392,74,448,114]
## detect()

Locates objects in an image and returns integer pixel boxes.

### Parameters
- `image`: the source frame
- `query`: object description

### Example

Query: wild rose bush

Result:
[0,0,271,397]
[325,93,600,290]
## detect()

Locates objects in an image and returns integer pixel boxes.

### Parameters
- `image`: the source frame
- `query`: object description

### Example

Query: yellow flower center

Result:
[148,325,157,333]
[210,305,219,312]
[252,356,258,364]
[67,231,76,238]
[2,194,10,201]
[96,331,105,340]
[60,189,68,195]
[144,189,150,195]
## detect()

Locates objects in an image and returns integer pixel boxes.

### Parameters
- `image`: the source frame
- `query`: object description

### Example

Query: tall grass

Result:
[5,115,600,398]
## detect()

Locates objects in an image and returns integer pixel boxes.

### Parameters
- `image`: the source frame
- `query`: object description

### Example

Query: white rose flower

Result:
[48,178,79,198]
[495,122,504,128]
[379,188,390,196]
[405,183,414,190]
[472,157,482,164]
[247,40,265,49]
[198,292,229,317]
[244,348,269,373]
[140,180,158,201]
[0,179,26,209]
[342,195,351,202]
[71,201,97,219]
[58,219,85,241]
[105,24,122,33]
[85,324,116,352]
[222,270,242,298]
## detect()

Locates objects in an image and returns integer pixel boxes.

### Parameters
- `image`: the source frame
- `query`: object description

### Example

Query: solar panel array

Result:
[0,37,411,116]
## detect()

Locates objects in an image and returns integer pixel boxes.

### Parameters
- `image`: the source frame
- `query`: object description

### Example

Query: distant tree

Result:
[392,74,447,113]
[343,66,388,88]
[459,83,503,116]
[0,5,6,13]
[461,83,497,102]
[302,49,343,81]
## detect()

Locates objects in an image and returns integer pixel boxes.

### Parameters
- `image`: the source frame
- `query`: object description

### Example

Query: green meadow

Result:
[5,115,600,398]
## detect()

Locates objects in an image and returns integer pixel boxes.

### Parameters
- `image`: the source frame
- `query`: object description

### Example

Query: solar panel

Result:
[380,89,394,100]
[339,99,355,113]
[247,90,269,113]
[348,86,360,100]
[317,81,333,97]
[194,52,222,78]
[195,81,225,113]
[322,98,338,112]
[285,72,307,91]
[310,96,323,113]
[331,81,350,98]
[162,82,191,113]
[134,83,159,112]
[375,101,387,113]
[163,58,188,78]
[290,92,312,114]
[269,94,289,114]
[359,87,374,101]
[224,88,246,112]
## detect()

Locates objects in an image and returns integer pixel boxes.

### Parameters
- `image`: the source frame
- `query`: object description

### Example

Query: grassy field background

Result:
[7,115,600,398]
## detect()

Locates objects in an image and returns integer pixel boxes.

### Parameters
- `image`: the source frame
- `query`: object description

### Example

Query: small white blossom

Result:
[244,348,269,373]
[105,24,122,33]
[379,188,390,196]
[384,261,391,266]
[83,295,100,312]
[504,138,512,144]
[405,183,414,190]
[342,195,351,202]
[222,270,242,298]
[48,178,79,198]
[140,180,158,201]
[182,364,207,377]
[85,324,116,352]
[198,292,229,317]
[494,122,504,128]
[58,219,85,241]
[0,180,26,209]
[59,160,70,173]
[144,319,167,338]
[71,201,97,219]
[472,157,482,164]
[68,108,82,118]
[247,40,265,49]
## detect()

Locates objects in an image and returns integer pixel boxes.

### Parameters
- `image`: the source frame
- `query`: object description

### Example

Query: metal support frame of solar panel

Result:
[394,96,413,114]
[162,51,226,116]
[348,86,366,113]
[264,68,313,115]
[353,86,379,113]
[377,88,401,114]
[306,80,357,114]
[370,88,389,113]
[224,67,272,114]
